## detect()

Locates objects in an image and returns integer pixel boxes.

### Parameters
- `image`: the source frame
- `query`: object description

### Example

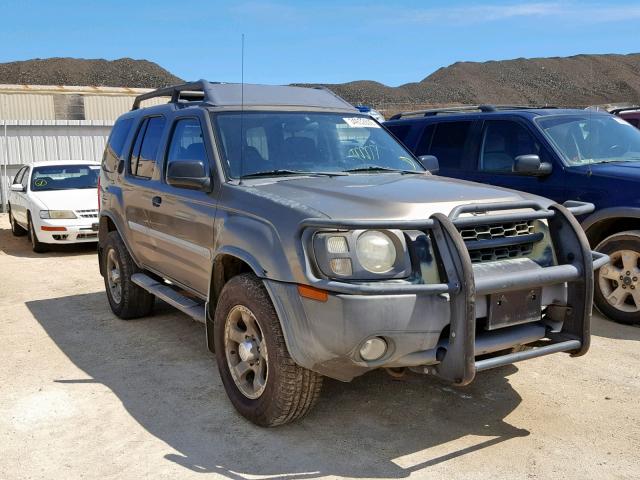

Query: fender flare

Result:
[581,207,640,234]
[97,211,142,273]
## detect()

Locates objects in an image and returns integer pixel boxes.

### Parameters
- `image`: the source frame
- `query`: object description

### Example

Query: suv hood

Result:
[576,161,640,180]
[30,188,98,211]
[250,174,550,220]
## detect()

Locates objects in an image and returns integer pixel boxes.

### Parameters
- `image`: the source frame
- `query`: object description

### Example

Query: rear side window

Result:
[414,124,436,156]
[386,124,412,144]
[166,118,208,170]
[428,122,472,169]
[129,116,166,179]
[103,117,134,173]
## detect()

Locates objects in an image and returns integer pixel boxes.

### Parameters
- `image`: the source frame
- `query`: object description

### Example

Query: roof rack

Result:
[132,79,221,110]
[389,104,558,120]
[610,106,640,115]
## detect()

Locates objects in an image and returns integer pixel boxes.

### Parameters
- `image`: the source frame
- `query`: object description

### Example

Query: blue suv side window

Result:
[480,120,543,173]
[424,122,471,170]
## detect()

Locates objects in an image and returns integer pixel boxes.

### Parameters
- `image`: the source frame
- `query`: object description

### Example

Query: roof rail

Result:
[131,79,222,110]
[389,104,558,120]
[610,106,640,115]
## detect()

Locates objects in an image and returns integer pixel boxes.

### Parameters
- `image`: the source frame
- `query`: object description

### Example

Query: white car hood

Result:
[31,188,98,211]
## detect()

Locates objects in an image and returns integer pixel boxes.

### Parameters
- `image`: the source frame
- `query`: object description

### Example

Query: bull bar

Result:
[298,200,609,385]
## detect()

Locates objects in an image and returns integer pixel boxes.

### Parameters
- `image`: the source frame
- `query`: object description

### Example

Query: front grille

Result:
[76,209,98,218]
[77,233,98,239]
[459,221,537,263]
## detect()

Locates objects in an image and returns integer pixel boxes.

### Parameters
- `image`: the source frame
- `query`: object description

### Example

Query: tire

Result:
[27,213,48,253]
[102,230,155,319]
[9,207,27,236]
[594,231,640,325]
[214,273,323,427]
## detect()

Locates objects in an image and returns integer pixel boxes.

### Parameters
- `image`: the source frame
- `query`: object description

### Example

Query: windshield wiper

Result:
[240,169,347,178]
[343,166,424,174]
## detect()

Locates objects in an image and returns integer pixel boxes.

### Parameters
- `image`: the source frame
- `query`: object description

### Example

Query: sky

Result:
[1,0,639,86]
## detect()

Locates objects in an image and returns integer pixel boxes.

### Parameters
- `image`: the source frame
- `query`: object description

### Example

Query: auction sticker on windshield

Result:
[343,117,380,128]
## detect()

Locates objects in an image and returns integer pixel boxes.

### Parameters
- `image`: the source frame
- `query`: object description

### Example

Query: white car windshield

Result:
[31,165,99,191]
[536,114,640,166]
[213,112,423,178]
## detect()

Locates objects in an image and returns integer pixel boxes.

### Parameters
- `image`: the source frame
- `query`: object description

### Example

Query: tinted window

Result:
[415,124,436,156]
[31,164,99,191]
[429,122,472,169]
[166,118,208,170]
[480,120,543,172]
[386,124,412,144]
[129,117,166,179]
[103,117,134,172]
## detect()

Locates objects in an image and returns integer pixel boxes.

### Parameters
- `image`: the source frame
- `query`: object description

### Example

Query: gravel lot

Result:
[1,213,639,480]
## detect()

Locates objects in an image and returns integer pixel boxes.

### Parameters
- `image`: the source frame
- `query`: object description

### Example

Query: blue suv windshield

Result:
[537,114,640,166]
[212,112,423,178]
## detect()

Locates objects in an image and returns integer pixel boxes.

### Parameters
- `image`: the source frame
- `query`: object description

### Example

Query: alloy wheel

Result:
[598,249,640,313]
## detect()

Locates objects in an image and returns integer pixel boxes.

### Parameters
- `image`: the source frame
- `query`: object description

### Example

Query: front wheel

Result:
[594,231,640,325]
[27,214,48,253]
[214,274,323,427]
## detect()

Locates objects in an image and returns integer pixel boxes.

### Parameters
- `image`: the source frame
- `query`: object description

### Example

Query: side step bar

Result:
[475,339,581,372]
[131,273,206,323]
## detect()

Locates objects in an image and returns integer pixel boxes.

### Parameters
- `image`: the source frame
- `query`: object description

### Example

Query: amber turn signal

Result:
[41,226,67,231]
[297,284,329,302]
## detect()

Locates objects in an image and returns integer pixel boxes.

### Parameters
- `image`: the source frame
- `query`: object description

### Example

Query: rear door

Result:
[413,120,479,179]
[144,114,216,296]
[122,115,167,266]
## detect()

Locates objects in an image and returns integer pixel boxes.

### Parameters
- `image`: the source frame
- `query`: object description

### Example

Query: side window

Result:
[13,167,26,186]
[480,120,543,173]
[386,124,412,145]
[104,117,134,172]
[166,118,208,171]
[428,122,472,169]
[129,117,166,179]
[414,124,436,156]
[21,168,30,189]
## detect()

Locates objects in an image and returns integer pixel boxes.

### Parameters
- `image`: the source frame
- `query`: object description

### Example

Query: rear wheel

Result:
[102,231,155,319]
[214,273,323,427]
[594,231,640,325]
[9,207,26,236]
[27,214,48,253]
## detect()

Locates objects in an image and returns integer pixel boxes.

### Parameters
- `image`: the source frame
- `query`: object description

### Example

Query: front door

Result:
[144,115,216,296]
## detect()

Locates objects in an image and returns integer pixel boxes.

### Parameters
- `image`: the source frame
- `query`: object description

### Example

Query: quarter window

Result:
[13,167,27,186]
[166,118,208,170]
[104,117,134,172]
[480,120,543,172]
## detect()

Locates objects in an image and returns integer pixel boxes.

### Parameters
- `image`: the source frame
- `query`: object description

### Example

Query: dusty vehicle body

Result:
[98,81,607,426]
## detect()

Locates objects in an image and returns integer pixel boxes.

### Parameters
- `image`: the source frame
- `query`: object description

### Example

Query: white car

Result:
[8,160,100,252]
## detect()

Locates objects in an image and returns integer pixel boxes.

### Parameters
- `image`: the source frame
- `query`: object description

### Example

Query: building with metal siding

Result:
[0,84,167,211]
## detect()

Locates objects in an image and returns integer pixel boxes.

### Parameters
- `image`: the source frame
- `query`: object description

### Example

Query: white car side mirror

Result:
[10,184,25,192]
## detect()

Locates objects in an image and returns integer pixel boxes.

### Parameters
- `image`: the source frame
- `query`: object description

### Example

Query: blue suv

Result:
[385,106,640,325]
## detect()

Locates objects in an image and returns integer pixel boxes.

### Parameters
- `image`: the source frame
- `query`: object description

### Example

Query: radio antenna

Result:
[239,33,245,184]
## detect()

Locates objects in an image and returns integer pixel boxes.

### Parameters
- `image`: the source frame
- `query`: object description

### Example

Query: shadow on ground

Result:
[591,311,640,341]
[27,293,529,479]
[0,224,97,258]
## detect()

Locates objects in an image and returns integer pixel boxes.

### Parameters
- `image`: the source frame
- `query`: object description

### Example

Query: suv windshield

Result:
[212,112,423,178]
[31,164,100,191]
[537,114,640,166]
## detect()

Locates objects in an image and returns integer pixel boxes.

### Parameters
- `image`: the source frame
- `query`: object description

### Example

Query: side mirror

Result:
[418,155,439,174]
[166,160,211,191]
[513,154,552,176]
[10,183,25,192]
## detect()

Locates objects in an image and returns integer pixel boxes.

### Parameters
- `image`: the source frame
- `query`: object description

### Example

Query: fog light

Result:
[359,337,387,361]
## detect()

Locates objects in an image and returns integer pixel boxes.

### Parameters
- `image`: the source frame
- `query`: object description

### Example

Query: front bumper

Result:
[266,201,608,383]
[36,218,99,244]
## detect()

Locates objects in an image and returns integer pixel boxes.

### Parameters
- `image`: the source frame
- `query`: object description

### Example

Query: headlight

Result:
[356,230,396,273]
[312,229,410,280]
[40,210,77,219]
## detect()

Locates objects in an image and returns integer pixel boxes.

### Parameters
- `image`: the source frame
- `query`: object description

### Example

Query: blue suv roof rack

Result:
[389,104,558,120]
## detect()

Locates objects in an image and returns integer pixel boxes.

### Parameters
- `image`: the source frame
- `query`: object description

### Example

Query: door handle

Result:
[152,196,162,207]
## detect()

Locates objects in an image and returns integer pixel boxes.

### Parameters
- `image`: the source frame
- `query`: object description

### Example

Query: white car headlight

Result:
[356,230,397,273]
[40,210,77,219]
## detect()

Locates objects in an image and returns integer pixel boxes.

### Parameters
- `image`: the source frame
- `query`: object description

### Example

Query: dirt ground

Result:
[1,213,639,480]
